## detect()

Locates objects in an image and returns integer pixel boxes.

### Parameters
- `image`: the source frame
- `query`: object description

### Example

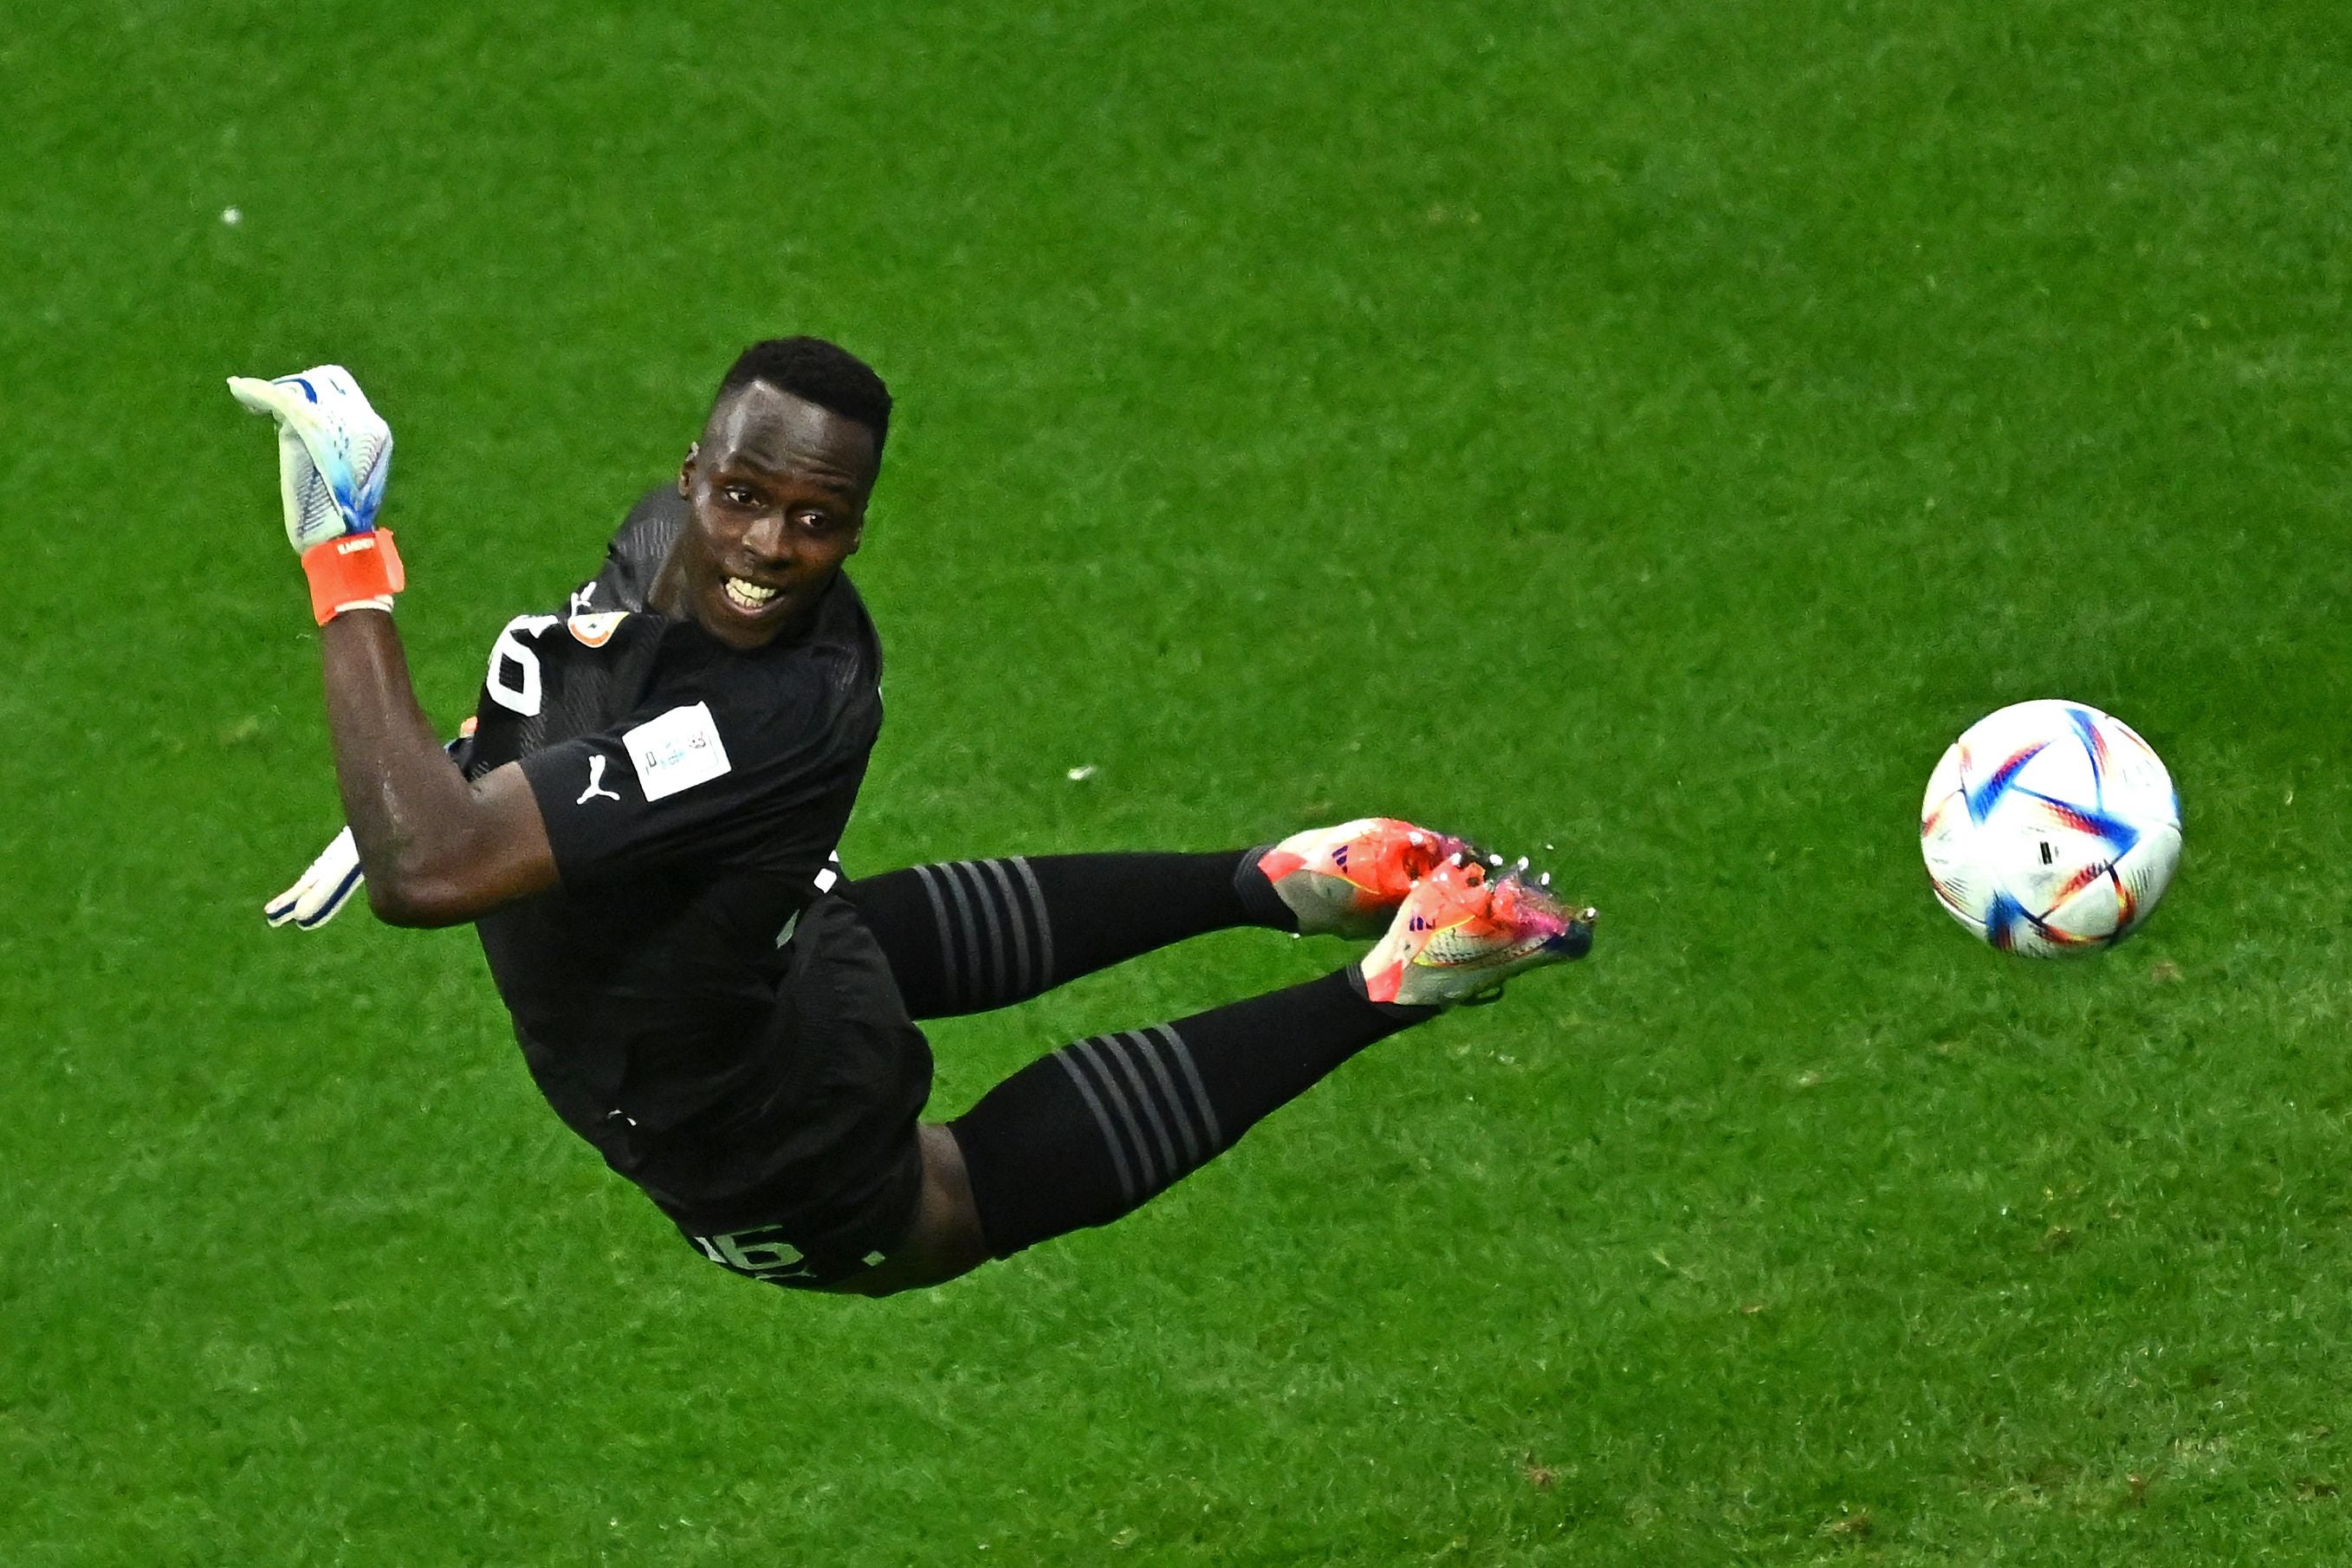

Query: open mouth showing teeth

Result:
[722,577,780,611]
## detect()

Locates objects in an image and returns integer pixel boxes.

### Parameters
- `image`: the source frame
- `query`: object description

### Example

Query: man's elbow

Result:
[365,865,482,929]
[353,785,555,927]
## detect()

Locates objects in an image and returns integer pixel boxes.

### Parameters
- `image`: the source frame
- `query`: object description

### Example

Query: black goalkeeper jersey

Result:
[462,488,885,1159]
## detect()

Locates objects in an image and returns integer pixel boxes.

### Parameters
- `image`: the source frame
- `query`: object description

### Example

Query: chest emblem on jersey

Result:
[567,611,629,648]
[623,702,732,801]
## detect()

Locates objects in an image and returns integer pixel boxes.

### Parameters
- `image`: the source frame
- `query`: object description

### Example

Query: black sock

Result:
[948,969,1425,1256]
[842,850,1293,1020]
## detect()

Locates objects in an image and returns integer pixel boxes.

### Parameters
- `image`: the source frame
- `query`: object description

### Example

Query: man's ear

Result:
[677,442,699,498]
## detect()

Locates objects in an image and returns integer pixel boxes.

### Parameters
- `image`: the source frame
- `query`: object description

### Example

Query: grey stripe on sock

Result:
[978,858,1037,997]
[1052,1048,1137,1202]
[1101,1032,1182,1181]
[1067,1036,1160,1189]
[1150,1022,1224,1148]
[1008,856,1055,988]
[1131,1028,1206,1166]
[910,865,962,1001]
[934,859,989,1008]
[959,865,1015,1001]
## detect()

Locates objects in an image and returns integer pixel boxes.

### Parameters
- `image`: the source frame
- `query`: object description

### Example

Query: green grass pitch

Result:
[3,1,2348,1561]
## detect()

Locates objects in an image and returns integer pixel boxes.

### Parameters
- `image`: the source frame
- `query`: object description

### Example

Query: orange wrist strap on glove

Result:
[301,529,405,625]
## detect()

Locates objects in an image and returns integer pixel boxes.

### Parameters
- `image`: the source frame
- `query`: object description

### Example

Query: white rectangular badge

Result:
[623,702,732,801]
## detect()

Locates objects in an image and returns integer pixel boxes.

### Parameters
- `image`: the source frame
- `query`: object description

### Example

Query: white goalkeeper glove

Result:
[265,826,365,930]
[226,365,403,623]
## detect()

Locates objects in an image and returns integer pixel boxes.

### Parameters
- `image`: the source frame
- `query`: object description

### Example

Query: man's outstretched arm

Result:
[317,612,557,928]
[230,363,556,930]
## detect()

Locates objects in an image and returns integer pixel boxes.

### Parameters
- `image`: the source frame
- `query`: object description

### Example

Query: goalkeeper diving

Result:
[234,343,1595,1294]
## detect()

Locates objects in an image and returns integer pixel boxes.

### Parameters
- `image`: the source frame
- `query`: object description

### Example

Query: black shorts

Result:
[592,896,935,1289]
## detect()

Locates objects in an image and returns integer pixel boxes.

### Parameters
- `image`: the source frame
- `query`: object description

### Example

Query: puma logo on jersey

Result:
[576,755,622,804]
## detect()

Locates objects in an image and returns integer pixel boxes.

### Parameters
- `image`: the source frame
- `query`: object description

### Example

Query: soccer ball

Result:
[1920,700,2181,956]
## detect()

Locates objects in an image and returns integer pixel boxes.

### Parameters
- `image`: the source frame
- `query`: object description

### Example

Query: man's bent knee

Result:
[825,1124,992,1297]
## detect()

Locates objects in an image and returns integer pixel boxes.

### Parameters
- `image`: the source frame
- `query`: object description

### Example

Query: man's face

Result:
[658,381,878,651]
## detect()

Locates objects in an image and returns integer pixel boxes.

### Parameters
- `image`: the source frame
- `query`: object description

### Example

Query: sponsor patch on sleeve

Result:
[623,702,732,801]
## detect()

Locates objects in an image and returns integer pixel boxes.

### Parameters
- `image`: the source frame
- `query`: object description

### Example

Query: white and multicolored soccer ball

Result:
[1920,700,2181,956]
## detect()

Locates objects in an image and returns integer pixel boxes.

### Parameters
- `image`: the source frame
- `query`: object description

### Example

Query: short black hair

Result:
[716,337,892,457]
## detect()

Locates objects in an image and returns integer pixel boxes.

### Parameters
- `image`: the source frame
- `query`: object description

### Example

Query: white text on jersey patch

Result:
[623,703,732,801]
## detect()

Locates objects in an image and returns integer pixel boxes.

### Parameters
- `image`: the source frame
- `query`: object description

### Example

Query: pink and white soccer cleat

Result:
[1357,857,1596,1008]
[1255,818,1476,938]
